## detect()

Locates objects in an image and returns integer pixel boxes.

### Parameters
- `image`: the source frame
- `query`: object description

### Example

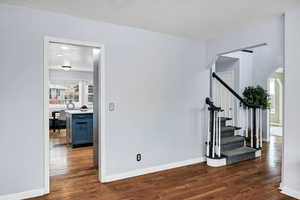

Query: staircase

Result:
[205,72,262,167]
[219,117,257,165]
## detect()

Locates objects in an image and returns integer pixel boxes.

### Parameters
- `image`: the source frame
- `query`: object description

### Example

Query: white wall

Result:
[0,4,208,197]
[281,8,300,199]
[224,52,254,94]
[206,16,284,139]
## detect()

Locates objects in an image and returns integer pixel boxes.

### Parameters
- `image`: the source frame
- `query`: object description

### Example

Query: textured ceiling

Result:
[1,0,300,39]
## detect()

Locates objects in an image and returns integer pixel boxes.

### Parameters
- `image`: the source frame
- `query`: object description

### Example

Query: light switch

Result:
[108,102,115,111]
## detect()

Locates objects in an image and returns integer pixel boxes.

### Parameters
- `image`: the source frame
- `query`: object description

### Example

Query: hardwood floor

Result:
[49,130,94,177]
[31,135,295,200]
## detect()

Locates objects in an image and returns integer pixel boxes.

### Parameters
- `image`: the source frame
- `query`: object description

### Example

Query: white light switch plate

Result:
[108,102,115,111]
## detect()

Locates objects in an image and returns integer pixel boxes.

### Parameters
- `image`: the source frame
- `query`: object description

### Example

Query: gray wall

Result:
[224,52,254,94]
[216,59,238,73]
[0,4,208,196]
[281,8,300,197]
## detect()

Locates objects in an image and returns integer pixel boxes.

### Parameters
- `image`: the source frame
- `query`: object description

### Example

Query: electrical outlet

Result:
[136,153,142,162]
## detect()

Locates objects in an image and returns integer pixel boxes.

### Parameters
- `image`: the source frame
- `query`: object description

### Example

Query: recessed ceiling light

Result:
[61,65,72,71]
[61,46,69,50]
[57,54,63,57]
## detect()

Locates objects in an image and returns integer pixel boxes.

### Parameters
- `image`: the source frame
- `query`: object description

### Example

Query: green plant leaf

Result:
[241,85,270,110]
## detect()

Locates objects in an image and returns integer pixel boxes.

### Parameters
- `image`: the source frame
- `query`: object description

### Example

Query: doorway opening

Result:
[44,37,105,193]
[215,56,238,126]
[268,68,284,137]
[214,49,254,132]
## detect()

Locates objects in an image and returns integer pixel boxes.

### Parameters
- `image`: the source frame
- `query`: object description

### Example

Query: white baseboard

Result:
[0,157,206,199]
[102,157,206,182]
[0,188,46,200]
[280,183,300,199]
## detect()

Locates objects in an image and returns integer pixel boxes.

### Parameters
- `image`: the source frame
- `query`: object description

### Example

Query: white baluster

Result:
[216,111,219,157]
[232,97,235,127]
[218,112,220,155]
[256,109,259,149]
[241,107,243,136]
[212,111,216,158]
[219,87,224,108]
[250,108,253,148]
[218,84,221,107]
[218,111,221,157]
[230,97,232,124]
[260,108,263,148]
[238,106,241,135]
[246,107,248,138]
[206,107,210,157]
[214,80,217,106]
[227,95,229,120]
[244,107,246,137]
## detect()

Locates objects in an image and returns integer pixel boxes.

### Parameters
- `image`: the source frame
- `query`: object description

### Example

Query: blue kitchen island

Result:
[66,110,93,147]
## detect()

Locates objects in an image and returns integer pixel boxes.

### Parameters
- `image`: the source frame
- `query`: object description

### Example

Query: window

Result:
[49,81,79,105]
[88,85,94,104]
[269,78,276,114]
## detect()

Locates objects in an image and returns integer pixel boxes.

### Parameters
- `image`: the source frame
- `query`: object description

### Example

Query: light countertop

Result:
[65,109,93,114]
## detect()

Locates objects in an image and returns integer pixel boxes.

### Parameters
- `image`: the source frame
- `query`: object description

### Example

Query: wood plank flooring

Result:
[31,134,295,200]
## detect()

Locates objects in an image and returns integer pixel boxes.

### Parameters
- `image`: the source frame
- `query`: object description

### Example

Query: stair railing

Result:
[210,72,263,151]
[206,98,223,158]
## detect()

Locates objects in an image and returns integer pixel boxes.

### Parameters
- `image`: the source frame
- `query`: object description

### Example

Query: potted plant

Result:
[242,85,271,109]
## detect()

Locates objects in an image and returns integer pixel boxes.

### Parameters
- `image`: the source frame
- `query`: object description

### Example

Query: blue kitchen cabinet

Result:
[66,112,93,147]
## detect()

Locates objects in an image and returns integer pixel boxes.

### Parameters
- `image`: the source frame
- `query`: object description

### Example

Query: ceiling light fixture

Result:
[61,46,69,50]
[57,54,63,57]
[61,65,72,71]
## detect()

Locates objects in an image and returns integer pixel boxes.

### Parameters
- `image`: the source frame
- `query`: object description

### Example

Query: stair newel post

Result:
[206,97,221,158]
